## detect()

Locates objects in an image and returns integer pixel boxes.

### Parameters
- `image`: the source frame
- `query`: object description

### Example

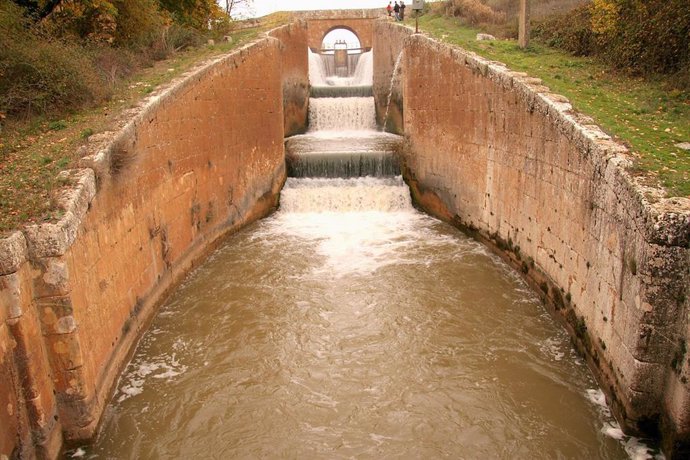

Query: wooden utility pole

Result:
[518,0,530,49]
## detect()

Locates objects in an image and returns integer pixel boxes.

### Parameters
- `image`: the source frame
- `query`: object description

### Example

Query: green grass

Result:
[414,13,690,197]
[0,27,260,234]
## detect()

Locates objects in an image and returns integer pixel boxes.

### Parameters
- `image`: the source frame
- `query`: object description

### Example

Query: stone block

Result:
[45,332,84,370]
[0,232,27,276]
[0,273,23,320]
[23,211,81,259]
[476,33,496,41]
[54,169,96,220]
[0,344,20,457]
[52,366,90,401]
[56,395,97,440]
[36,296,76,336]
[32,257,71,298]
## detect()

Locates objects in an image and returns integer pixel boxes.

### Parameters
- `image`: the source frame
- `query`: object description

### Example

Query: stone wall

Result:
[299,9,383,50]
[372,20,412,133]
[0,36,288,458]
[270,23,309,136]
[395,30,690,455]
[0,245,63,459]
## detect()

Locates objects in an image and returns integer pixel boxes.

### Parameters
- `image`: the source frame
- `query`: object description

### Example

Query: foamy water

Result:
[79,43,662,460]
[308,97,377,131]
[309,50,373,87]
[82,203,650,458]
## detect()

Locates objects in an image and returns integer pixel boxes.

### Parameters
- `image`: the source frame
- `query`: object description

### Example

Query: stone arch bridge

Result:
[298,9,381,50]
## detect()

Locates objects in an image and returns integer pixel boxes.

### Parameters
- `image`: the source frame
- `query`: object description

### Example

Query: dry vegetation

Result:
[445,0,589,38]
[0,0,276,233]
[415,2,690,196]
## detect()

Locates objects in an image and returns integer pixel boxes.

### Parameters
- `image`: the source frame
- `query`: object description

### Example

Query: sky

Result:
[222,0,397,19]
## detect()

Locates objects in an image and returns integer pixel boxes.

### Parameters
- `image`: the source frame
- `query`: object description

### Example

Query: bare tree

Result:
[225,0,253,18]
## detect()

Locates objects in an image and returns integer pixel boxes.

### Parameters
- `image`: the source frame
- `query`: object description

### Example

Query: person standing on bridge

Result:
[393,1,400,21]
[387,1,392,16]
[399,0,406,20]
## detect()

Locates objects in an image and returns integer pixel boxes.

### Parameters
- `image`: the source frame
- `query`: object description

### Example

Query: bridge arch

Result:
[320,25,362,50]
[306,17,375,51]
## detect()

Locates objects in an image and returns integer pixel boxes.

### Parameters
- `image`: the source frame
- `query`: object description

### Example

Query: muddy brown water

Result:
[79,57,654,457]
[78,177,641,458]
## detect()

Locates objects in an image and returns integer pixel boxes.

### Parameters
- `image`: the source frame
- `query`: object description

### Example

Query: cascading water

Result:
[288,49,401,178]
[308,49,329,87]
[383,51,403,131]
[279,176,411,213]
[308,97,377,131]
[309,50,374,98]
[81,45,659,460]
[326,50,372,87]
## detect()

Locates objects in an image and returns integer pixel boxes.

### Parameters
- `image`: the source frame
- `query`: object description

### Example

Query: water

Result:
[308,49,330,86]
[291,52,395,178]
[80,185,639,458]
[79,49,661,460]
[309,50,373,88]
[308,97,377,132]
[383,51,403,130]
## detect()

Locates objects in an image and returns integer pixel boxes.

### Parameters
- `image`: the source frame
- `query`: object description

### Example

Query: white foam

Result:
[540,337,565,361]
[309,50,373,87]
[118,382,144,402]
[71,447,86,458]
[624,437,663,460]
[116,354,187,402]
[257,177,489,277]
[585,388,609,413]
[585,388,664,459]
[602,421,625,440]
[308,49,329,86]
[309,97,376,132]
[279,177,412,213]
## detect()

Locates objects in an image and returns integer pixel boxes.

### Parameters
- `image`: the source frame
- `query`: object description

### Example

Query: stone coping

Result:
[403,30,689,247]
[0,36,281,273]
[292,9,384,20]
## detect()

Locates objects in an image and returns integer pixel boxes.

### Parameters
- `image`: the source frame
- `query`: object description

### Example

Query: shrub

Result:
[444,0,506,25]
[159,0,223,31]
[0,2,104,117]
[91,45,142,88]
[146,24,204,61]
[533,0,690,84]
[591,0,690,75]
[533,4,595,56]
[112,0,168,49]
[39,0,118,43]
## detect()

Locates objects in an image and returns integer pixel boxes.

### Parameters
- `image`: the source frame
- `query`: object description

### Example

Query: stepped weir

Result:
[2,10,687,460]
[83,42,646,459]
[287,50,401,179]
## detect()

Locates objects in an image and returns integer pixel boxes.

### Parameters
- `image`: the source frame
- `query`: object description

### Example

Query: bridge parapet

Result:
[297,9,385,51]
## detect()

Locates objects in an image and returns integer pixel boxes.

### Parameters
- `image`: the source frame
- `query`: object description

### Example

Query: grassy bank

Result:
[0,27,260,233]
[413,13,690,197]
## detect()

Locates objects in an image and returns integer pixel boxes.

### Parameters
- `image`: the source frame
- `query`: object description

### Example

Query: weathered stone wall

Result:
[398,32,690,455]
[0,36,287,458]
[1,235,65,458]
[300,9,382,50]
[270,22,309,136]
[372,20,412,132]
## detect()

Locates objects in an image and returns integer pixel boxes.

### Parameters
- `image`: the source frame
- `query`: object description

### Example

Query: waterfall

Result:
[308,97,376,131]
[383,51,403,131]
[286,151,400,178]
[308,49,329,86]
[279,176,412,213]
[309,50,373,87]
[349,50,373,86]
[287,46,404,199]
